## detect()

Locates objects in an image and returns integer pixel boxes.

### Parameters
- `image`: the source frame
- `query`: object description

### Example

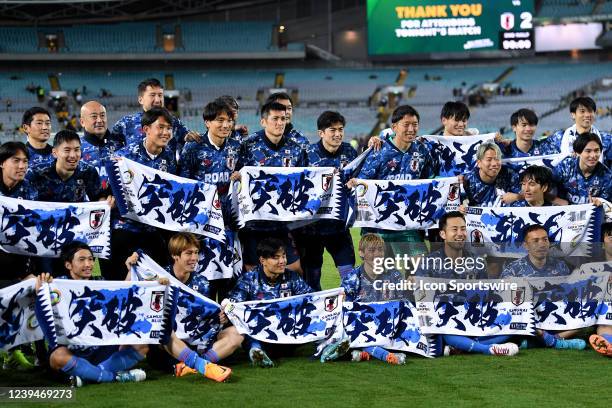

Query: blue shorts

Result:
[69,345,119,365]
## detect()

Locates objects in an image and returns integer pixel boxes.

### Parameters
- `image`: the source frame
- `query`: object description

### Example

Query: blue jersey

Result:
[252,123,309,149]
[228,265,312,302]
[179,133,241,196]
[165,265,210,298]
[546,126,611,160]
[240,133,306,168]
[356,138,435,180]
[462,166,521,207]
[509,199,553,207]
[499,139,558,158]
[0,179,37,200]
[500,255,571,278]
[415,248,487,279]
[112,142,177,232]
[552,157,612,204]
[111,111,190,155]
[341,265,406,302]
[26,161,103,202]
[80,131,125,192]
[26,142,54,169]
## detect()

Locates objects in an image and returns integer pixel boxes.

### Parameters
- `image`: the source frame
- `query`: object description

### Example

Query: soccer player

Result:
[216,95,249,142]
[510,166,554,207]
[26,130,106,203]
[126,232,242,375]
[588,222,612,356]
[546,97,611,164]
[461,141,522,207]
[440,101,474,137]
[179,100,241,300]
[238,102,306,273]
[79,101,125,191]
[499,109,557,158]
[226,238,348,366]
[252,92,309,147]
[342,233,407,364]
[0,142,38,286]
[551,133,612,205]
[350,105,436,257]
[21,107,53,168]
[111,78,197,155]
[416,212,518,357]
[501,224,585,350]
[34,242,148,386]
[108,107,177,279]
[293,111,357,290]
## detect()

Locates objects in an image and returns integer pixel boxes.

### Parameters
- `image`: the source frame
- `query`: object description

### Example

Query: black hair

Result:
[260,101,287,119]
[215,95,239,111]
[440,101,470,121]
[573,132,602,154]
[317,111,346,131]
[391,105,420,124]
[53,130,81,147]
[0,141,29,165]
[61,241,93,264]
[256,237,286,259]
[569,96,596,113]
[203,100,235,122]
[602,222,612,239]
[521,224,548,241]
[438,211,465,231]
[519,165,551,188]
[265,92,292,105]
[510,108,538,127]
[141,107,173,128]
[22,107,50,126]
[138,78,163,96]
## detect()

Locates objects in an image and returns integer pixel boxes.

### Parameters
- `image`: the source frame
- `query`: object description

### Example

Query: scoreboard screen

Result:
[367,0,535,58]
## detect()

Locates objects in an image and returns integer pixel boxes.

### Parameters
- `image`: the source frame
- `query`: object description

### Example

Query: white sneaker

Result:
[116,368,147,383]
[489,343,519,356]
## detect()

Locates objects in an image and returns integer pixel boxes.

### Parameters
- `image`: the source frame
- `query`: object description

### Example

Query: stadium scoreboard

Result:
[368,0,535,59]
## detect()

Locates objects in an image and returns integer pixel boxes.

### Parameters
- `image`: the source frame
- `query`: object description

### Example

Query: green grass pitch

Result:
[2,229,610,407]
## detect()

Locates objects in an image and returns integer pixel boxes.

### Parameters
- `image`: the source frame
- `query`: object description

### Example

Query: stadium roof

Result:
[0,0,280,25]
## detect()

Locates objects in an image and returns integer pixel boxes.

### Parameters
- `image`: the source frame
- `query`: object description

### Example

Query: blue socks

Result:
[178,347,207,375]
[602,334,612,343]
[364,346,389,362]
[477,335,512,345]
[61,356,114,383]
[98,347,145,373]
[540,331,558,347]
[443,335,491,355]
[203,349,220,363]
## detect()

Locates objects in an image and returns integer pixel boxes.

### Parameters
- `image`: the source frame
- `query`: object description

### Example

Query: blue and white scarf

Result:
[421,133,496,176]
[501,153,566,173]
[0,279,43,351]
[36,280,174,347]
[0,196,111,258]
[231,166,344,227]
[107,157,225,242]
[197,232,243,280]
[573,261,612,326]
[350,177,460,230]
[414,277,536,336]
[464,204,602,257]
[225,288,344,344]
[530,272,610,331]
[131,252,222,350]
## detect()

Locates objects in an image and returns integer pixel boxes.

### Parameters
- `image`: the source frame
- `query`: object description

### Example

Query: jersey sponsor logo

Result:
[202,158,212,167]
[386,159,398,169]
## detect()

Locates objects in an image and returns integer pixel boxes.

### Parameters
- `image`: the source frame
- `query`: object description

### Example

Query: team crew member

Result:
[417,212,518,357]
[552,133,612,205]
[510,166,554,207]
[79,101,125,191]
[341,233,407,365]
[295,111,357,290]
[21,107,54,168]
[499,109,557,158]
[238,102,306,273]
[112,78,198,155]
[461,141,522,207]
[108,107,177,279]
